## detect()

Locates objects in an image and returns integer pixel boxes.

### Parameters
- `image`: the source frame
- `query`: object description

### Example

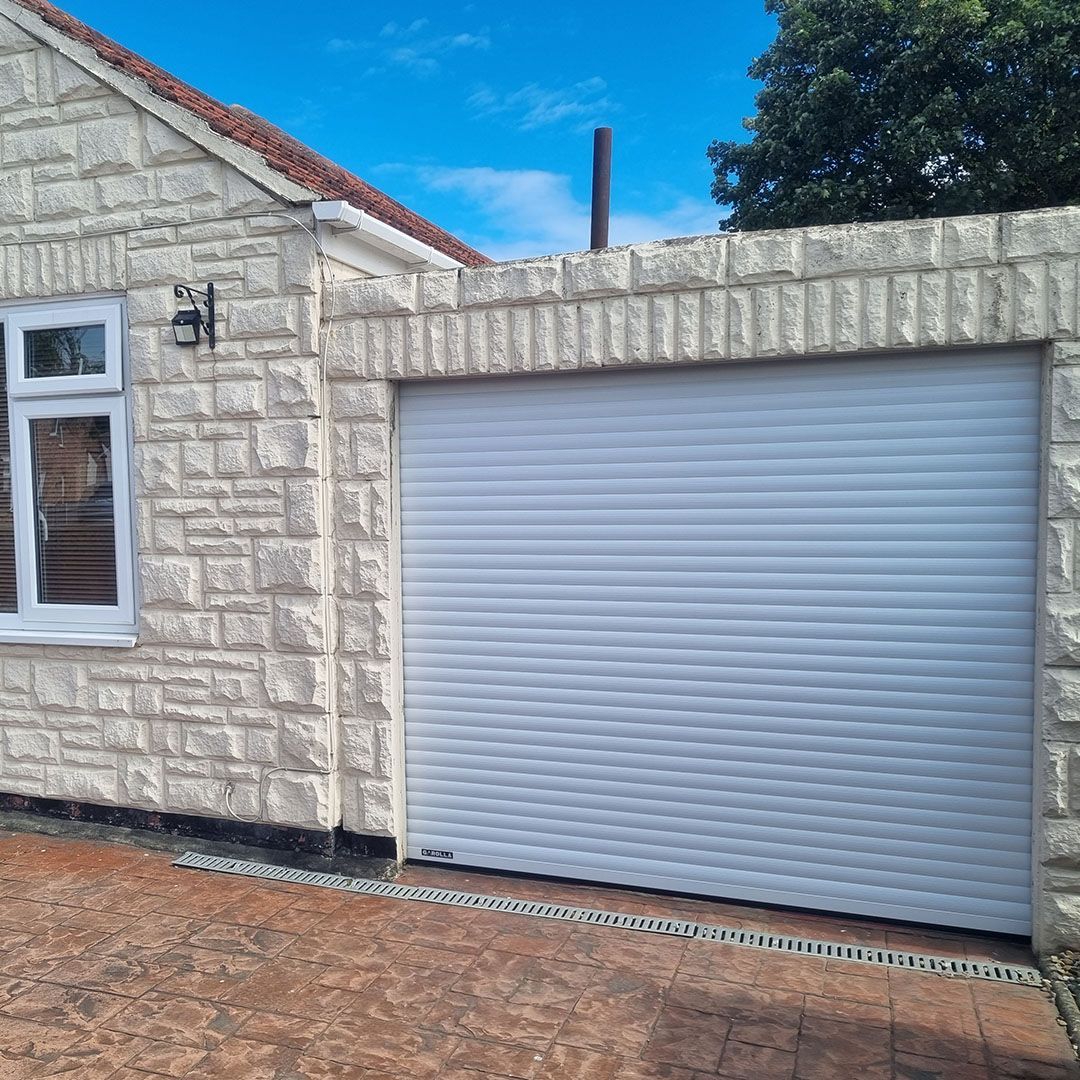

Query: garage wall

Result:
[324,206,1080,948]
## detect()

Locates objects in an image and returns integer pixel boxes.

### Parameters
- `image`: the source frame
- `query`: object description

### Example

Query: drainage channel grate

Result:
[172,851,1042,986]
[693,924,1039,984]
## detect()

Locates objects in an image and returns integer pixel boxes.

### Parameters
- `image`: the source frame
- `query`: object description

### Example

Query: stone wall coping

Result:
[328,206,1080,318]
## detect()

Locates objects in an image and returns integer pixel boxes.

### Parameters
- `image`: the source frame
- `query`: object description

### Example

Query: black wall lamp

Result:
[171,282,215,349]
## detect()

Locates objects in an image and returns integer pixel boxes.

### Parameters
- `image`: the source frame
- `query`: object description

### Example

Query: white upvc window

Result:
[0,298,136,646]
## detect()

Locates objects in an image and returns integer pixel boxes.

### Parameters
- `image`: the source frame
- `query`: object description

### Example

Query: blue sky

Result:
[62,1,777,260]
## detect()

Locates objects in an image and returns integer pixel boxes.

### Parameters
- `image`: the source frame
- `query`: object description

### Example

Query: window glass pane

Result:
[30,415,117,606]
[0,331,15,612]
[25,325,106,379]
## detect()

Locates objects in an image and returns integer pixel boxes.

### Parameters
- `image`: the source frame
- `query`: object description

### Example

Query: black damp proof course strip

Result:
[0,793,397,861]
[172,850,1043,987]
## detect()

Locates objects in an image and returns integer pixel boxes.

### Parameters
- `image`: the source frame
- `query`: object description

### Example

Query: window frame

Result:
[0,297,136,643]
[5,303,123,397]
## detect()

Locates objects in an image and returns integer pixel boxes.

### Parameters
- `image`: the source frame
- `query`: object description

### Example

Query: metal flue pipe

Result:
[590,127,612,250]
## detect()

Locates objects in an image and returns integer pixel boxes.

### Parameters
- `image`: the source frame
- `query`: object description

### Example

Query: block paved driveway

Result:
[0,829,1075,1079]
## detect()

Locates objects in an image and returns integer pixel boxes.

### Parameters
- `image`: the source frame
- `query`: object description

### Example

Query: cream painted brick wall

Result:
[0,19,333,832]
[326,207,1080,951]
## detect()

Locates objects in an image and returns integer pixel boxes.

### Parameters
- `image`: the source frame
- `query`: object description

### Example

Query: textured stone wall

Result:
[325,375,396,840]
[0,15,335,830]
[325,212,1078,377]
[326,207,1080,949]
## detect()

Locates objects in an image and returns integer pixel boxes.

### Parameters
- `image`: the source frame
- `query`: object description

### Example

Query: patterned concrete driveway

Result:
[0,827,1075,1079]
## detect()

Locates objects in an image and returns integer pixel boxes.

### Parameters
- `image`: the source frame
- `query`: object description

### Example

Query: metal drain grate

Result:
[172,851,1042,986]
[693,924,1039,983]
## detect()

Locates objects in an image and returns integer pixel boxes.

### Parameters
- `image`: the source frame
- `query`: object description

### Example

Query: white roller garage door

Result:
[399,349,1039,935]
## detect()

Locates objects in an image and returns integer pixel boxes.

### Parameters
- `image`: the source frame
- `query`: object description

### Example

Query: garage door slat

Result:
[409,765,1030,822]
[404,804,1031,880]
[408,781,1030,844]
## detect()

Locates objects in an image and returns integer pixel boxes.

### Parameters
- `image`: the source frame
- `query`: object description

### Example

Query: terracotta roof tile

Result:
[10,0,490,266]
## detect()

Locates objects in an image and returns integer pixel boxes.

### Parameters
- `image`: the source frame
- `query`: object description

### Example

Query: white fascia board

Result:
[313,201,463,276]
[0,0,316,207]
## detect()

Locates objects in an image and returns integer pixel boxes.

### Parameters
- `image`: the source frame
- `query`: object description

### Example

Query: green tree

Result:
[709,0,1080,230]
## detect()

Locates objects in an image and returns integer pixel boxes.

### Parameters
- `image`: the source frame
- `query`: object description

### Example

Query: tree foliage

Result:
[709,0,1080,230]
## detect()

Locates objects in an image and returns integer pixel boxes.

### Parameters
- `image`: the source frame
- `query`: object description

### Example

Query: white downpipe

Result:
[312,200,462,271]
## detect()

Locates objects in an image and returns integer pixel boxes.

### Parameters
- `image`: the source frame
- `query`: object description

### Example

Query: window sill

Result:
[0,629,137,648]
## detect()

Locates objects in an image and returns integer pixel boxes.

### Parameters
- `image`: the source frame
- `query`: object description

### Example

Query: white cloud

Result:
[326,19,489,73]
[384,47,440,76]
[407,165,721,260]
[380,18,429,37]
[325,37,362,54]
[448,32,490,48]
[468,77,614,132]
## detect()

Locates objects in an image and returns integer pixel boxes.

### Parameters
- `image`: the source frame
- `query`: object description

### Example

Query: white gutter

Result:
[312,201,463,272]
